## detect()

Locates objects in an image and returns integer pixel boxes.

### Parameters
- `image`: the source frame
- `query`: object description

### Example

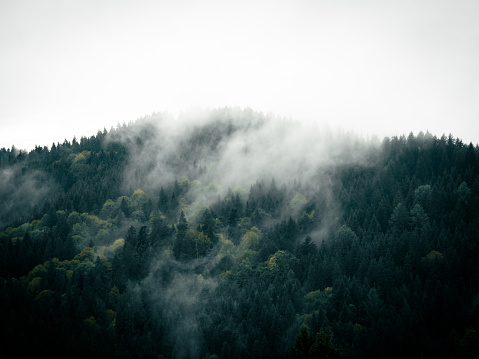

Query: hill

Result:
[1,108,479,358]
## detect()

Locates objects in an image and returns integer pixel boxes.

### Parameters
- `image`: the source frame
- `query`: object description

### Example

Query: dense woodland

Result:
[1,108,479,358]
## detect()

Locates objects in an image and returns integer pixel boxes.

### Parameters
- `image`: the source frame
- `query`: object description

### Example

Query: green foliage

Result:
[291,327,344,359]
[185,229,213,259]
[267,250,291,272]
[99,199,116,219]
[239,226,262,251]
[290,192,307,212]
[414,184,432,209]
[389,202,409,232]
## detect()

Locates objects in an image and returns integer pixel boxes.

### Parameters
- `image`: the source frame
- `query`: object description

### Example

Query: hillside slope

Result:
[1,108,479,358]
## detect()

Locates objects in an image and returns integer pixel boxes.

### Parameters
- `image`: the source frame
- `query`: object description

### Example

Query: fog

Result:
[142,250,220,359]
[104,107,379,252]
[0,165,54,229]
[112,108,377,192]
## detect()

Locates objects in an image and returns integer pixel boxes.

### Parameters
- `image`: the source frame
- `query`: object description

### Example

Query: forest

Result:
[1,108,479,358]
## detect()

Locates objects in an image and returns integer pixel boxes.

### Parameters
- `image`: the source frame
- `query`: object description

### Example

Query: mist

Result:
[140,250,220,359]
[0,164,54,229]
[107,108,378,226]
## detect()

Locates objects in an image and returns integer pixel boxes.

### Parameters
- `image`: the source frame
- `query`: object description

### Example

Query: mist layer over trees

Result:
[1,108,479,358]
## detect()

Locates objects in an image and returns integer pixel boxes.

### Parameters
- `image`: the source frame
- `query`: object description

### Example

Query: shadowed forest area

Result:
[1,108,479,358]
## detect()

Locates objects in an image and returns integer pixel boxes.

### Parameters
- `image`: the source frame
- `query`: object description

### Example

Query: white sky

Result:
[1,0,479,151]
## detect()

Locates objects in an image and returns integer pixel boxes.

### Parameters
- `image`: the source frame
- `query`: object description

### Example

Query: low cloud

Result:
[107,107,377,202]
[142,250,219,359]
[0,165,54,229]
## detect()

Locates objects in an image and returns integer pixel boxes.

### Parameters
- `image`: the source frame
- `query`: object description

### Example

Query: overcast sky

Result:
[1,0,478,151]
